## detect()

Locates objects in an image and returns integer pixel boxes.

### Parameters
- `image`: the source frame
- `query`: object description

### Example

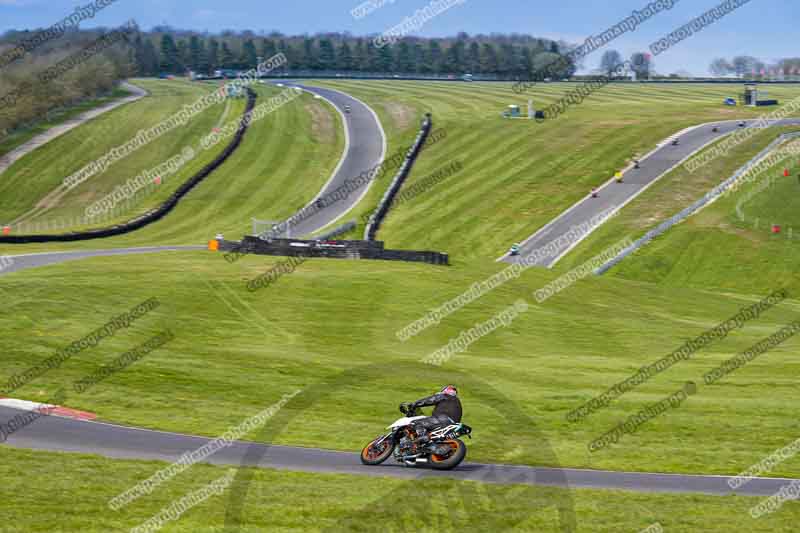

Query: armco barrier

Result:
[364,113,432,241]
[596,131,800,274]
[0,89,258,243]
[314,220,356,241]
[220,236,448,266]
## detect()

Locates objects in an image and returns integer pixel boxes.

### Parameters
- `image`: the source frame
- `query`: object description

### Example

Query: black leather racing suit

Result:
[411,393,462,434]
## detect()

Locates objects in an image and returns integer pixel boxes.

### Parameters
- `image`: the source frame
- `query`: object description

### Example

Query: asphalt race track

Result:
[499,118,800,267]
[0,82,385,276]
[2,404,796,497]
[0,246,204,276]
[267,81,386,238]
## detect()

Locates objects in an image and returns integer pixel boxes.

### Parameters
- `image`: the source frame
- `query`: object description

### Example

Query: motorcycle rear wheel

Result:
[429,439,467,470]
[360,438,394,466]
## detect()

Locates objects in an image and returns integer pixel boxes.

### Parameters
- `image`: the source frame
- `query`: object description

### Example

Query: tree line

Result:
[133,29,575,79]
[0,25,580,138]
[598,49,654,79]
[0,26,135,139]
[709,56,800,78]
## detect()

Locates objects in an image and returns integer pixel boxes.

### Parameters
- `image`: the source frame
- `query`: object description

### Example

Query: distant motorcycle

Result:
[360,403,472,470]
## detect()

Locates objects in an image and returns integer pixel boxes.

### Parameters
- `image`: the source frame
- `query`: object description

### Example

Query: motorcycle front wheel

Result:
[429,439,467,470]
[360,437,394,466]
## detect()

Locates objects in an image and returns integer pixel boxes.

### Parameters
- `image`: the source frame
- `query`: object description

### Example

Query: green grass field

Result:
[1,249,799,479]
[3,80,800,531]
[314,81,800,260]
[570,125,800,295]
[0,79,344,243]
[4,446,797,533]
[0,86,133,159]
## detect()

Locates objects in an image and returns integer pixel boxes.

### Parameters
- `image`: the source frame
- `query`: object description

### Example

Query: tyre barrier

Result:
[364,114,432,241]
[0,89,258,243]
[220,236,449,266]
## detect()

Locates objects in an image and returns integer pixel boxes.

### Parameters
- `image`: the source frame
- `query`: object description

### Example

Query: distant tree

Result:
[301,38,316,70]
[751,59,767,78]
[497,43,520,76]
[140,39,159,75]
[189,35,202,71]
[241,39,258,68]
[520,47,533,78]
[337,41,353,71]
[444,40,465,72]
[412,42,426,74]
[732,55,758,78]
[467,41,480,73]
[352,39,366,71]
[630,52,653,79]
[479,42,498,74]
[600,49,623,75]
[132,35,146,75]
[278,40,297,70]
[709,58,732,77]
[777,58,800,77]
[365,41,380,71]
[207,39,219,72]
[196,39,208,73]
[220,42,235,69]
[427,40,443,73]
[260,39,277,61]
[159,34,178,73]
[394,41,413,72]
[318,38,335,70]
[377,43,393,72]
[176,39,188,72]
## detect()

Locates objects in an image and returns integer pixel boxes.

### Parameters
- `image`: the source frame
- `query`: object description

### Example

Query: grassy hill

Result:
[0,79,344,247]
[1,249,799,478]
[2,81,800,531]
[315,81,800,261]
[569,124,800,296]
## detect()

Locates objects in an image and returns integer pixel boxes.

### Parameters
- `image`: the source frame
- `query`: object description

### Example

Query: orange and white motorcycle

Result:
[360,403,471,470]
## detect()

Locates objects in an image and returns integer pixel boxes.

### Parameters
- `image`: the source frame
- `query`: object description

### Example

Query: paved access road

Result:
[0,82,148,177]
[0,246,204,276]
[2,404,795,497]
[501,118,800,267]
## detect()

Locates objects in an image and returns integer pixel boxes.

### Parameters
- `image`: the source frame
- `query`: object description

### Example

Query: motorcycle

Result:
[360,403,472,470]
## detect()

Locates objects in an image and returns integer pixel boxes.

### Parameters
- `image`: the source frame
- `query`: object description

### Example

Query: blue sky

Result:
[0,0,795,75]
